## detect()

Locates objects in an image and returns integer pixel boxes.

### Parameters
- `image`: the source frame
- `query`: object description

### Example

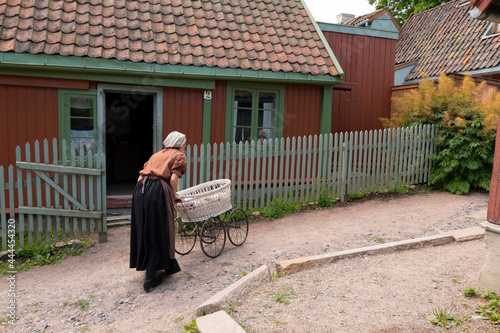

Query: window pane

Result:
[71,117,94,131]
[259,92,276,110]
[70,137,94,156]
[70,98,93,117]
[233,127,251,143]
[235,109,252,127]
[234,90,252,108]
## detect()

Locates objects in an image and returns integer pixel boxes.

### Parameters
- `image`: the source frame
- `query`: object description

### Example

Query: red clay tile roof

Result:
[0,0,339,76]
[396,0,500,82]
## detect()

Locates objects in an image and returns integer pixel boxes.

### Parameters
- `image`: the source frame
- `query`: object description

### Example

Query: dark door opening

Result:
[105,92,154,195]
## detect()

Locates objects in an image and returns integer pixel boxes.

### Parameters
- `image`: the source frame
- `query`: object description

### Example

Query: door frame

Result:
[96,84,163,156]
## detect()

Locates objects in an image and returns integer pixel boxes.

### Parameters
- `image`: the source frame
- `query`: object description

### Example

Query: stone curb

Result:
[276,234,456,276]
[448,226,485,242]
[196,310,246,333]
[195,265,271,316]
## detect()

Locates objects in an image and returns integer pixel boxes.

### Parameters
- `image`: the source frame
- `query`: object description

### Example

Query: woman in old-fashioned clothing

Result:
[130,131,187,292]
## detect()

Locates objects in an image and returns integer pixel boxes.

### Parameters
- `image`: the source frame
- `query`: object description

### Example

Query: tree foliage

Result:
[381,75,500,194]
[367,0,452,24]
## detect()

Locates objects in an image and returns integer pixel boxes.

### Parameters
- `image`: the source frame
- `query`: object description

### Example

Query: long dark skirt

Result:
[129,177,181,274]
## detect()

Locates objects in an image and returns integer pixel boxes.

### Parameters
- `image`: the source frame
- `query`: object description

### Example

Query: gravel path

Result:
[1,190,495,333]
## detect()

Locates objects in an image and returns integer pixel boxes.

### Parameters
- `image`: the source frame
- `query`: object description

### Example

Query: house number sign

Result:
[204,90,212,100]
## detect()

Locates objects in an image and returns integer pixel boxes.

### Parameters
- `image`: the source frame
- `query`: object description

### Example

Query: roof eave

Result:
[0,52,343,86]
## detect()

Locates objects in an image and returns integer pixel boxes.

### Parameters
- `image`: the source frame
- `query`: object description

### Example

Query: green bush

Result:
[382,74,500,195]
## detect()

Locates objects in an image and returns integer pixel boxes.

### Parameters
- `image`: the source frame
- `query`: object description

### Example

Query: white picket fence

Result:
[179,125,437,210]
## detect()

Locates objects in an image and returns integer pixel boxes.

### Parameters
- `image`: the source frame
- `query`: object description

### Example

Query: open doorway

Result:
[105,92,154,195]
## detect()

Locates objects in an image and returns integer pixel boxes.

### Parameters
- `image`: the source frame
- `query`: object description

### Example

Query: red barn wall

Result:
[0,75,91,167]
[162,86,204,146]
[283,83,322,138]
[322,31,396,133]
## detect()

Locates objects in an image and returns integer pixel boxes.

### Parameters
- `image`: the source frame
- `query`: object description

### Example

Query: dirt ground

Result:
[1,190,498,333]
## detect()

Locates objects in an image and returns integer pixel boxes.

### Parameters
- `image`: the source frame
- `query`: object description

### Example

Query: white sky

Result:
[303,0,377,24]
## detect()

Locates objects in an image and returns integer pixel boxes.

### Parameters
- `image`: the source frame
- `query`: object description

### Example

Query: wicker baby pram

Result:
[175,179,232,222]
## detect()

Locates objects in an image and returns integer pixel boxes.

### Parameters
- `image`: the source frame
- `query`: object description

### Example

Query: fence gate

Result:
[0,138,107,251]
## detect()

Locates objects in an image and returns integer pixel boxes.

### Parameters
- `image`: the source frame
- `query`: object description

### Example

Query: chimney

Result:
[336,13,355,24]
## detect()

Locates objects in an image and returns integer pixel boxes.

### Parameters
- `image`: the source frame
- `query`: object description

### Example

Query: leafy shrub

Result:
[318,189,334,208]
[382,75,500,194]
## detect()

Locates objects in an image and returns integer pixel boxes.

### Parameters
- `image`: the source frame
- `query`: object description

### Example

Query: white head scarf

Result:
[163,131,187,148]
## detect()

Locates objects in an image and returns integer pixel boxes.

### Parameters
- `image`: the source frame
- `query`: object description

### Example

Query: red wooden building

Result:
[0,0,345,193]
[320,8,400,133]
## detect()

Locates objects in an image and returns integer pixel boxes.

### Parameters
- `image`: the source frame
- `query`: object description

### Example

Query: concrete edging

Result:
[196,310,246,333]
[194,227,485,332]
[195,264,271,316]
[276,234,455,276]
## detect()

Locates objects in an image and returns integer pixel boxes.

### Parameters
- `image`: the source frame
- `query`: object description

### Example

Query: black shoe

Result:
[143,276,163,293]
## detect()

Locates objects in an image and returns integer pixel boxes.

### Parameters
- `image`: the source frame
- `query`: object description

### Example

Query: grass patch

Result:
[183,319,198,333]
[270,285,297,305]
[387,186,409,195]
[264,199,300,220]
[349,192,366,200]
[426,307,462,327]
[1,240,89,275]
[475,290,500,325]
[72,299,90,312]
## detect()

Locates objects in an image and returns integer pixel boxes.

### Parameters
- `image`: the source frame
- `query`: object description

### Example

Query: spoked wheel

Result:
[227,208,249,246]
[200,216,226,258]
[174,217,197,255]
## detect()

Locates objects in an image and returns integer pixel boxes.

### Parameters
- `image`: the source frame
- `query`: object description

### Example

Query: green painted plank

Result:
[340,133,348,202]
[200,144,205,184]
[79,145,86,237]
[284,138,291,204]
[218,143,224,181]
[31,170,88,211]
[330,134,337,198]
[231,143,236,205]
[43,139,52,243]
[366,131,373,192]
[16,146,25,248]
[193,145,198,187]
[396,128,403,187]
[315,135,323,200]
[62,140,69,241]
[16,161,102,176]
[410,126,417,185]
[273,139,278,202]
[87,153,94,233]
[0,167,6,251]
[242,141,249,210]
[25,142,34,246]
[300,136,307,203]
[288,137,295,204]
[267,139,273,206]
[8,166,14,221]
[34,140,43,244]
[95,153,103,234]
[311,135,318,200]
[249,140,256,210]
[278,138,285,201]
[294,137,300,203]
[18,206,102,219]
[70,143,77,239]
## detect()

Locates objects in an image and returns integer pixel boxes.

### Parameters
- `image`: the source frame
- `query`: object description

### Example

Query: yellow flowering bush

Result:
[381,74,500,194]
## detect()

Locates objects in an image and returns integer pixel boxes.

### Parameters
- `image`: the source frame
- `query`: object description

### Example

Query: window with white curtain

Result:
[231,88,278,143]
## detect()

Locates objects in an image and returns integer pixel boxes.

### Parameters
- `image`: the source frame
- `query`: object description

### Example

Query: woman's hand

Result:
[174,194,183,204]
